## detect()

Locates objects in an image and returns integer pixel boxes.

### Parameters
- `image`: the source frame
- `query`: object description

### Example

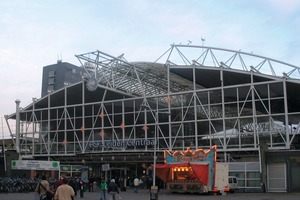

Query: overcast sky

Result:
[1,0,300,136]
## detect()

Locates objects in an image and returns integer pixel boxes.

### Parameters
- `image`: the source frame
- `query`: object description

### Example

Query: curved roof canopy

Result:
[7,45,300,122]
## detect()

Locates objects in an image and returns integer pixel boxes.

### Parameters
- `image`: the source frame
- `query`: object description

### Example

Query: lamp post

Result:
[140,104,170,187]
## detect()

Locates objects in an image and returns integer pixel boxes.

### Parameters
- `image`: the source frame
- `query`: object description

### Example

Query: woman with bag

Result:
[35,175,54,200]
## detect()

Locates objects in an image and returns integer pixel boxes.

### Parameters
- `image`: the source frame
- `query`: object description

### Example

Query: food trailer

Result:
[155,145,228,194]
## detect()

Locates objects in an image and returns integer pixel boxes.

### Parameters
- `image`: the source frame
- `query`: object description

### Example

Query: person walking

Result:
[35,175,54,200]
[133,177,139,193]
[54,175,66,195]
[68,177,78,200]
[54,177,75,200]
[78,177,85,198]
[107,179,120,200]
[89,177,94,192]
[99,178,108,200]
[119,177,126,192]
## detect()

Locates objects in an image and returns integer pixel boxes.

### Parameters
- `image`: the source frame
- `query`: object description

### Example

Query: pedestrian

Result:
[107,179,120,200]
[146,176,152,190]
[68,177,78,200]
[89,177,94,192]
[119,176,126,192]
[78,177,85,198]
[99,178,108,200]
[54,176,65,194]
[133,177,139,193]
[54,176,75,200]
[35,175,54,200]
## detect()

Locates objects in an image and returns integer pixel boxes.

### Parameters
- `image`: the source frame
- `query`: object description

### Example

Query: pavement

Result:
[0,188,300,200]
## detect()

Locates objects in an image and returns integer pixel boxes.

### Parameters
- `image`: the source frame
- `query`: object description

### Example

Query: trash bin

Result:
[150,186,158,200]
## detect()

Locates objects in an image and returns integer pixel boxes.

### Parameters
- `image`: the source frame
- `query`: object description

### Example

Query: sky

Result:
[1,0,300,136]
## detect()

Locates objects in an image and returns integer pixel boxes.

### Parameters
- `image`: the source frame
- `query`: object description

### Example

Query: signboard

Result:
[72,165,82,171]
[89,139,155,149]
[11,160,60,171]
[81,166,89,183]
[102,164,110,171]
[61,165,72,171]
[165,146,216,164]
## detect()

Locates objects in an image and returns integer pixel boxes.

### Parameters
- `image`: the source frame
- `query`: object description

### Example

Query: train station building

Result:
[2,44,300,192]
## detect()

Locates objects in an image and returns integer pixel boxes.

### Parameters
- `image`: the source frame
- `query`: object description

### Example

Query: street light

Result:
[140,104,171,187]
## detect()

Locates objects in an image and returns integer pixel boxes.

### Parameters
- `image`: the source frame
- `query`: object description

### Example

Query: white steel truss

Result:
[5,44,300,164]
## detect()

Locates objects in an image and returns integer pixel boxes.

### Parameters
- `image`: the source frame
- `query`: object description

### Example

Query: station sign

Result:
[102,164,110,171]
[11,160,60,170]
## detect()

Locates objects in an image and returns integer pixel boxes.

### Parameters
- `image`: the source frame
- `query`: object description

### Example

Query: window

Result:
[48,85,55,92]
[48,70,56,77]
[48,78,55,84]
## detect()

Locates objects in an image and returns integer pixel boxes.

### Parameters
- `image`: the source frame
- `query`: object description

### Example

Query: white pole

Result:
[1,117,6,172]
[140,104,170,188]
[15,99,21,154]
[153,112,158,187]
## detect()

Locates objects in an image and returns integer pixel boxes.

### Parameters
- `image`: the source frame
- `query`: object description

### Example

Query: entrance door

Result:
[109,167,128,187]
[267,163,286,192]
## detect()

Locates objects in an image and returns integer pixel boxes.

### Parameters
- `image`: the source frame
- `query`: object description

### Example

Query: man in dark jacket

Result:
[78,177,85,198]
[108,179,120,200]
[68,177,77,200]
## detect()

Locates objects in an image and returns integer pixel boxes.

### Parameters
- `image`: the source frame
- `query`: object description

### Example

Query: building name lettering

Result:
[89,139,155,148]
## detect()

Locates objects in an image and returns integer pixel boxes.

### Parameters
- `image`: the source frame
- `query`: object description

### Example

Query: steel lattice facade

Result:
[5,45,300,192]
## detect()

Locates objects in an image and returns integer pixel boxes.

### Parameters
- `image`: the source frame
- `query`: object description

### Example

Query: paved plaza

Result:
[0,189,300,200]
